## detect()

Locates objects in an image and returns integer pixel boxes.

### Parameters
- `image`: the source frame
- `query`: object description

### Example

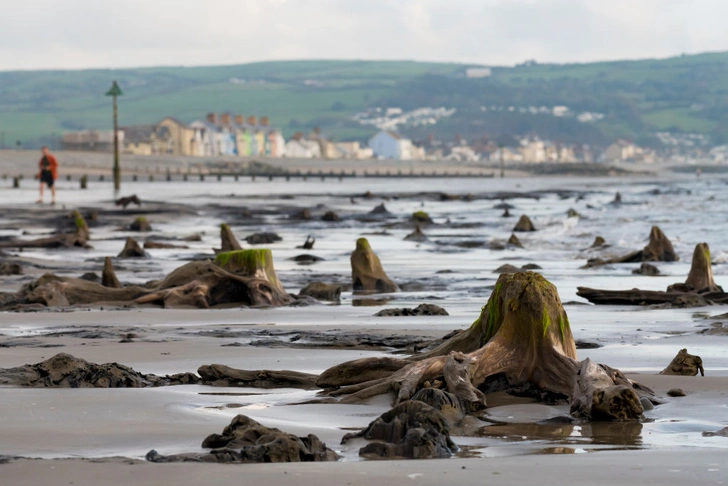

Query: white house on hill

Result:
[368,130,414,160]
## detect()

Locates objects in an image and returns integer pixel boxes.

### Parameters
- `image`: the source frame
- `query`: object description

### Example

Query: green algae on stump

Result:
[215,249,282,288]
[130,216,152,232]
[350,238,399,294]
[72,210,90,242]
[411,211,433,224]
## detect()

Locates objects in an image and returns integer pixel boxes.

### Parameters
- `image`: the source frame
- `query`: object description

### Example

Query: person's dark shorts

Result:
[40,170,54,187]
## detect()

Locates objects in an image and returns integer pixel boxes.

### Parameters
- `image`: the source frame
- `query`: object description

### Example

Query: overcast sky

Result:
[1,0,726,70]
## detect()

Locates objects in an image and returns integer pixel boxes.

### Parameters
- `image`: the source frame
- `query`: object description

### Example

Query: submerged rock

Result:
[299,282,342,301]
[341,399,456,459]
[322,211,341,222]
[146,414,338,464]
[633,262,660,276]
[369,203,390,215]
[245,233,282,245]
[375,303,449,317]
[290,254,324,265]
[291,208,312,220]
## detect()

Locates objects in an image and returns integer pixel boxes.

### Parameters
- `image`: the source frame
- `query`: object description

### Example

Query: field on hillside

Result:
[2,53,728,148]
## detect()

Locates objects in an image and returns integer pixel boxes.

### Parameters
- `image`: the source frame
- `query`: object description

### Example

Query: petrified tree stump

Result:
[129,216,152,232]
[351,238,399,294]
[585,226,677,268]
[219,224,243,252]
[660,349,704,376]
[118,237,146,258]
[513,215,536,232]
[321,272,651,421]
[102,257,121,288]
[0,210,90,249]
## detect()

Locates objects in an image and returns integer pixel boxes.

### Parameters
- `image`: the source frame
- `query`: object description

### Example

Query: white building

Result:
[465,67,492,78]
[368,130,415,160]
[285,137,321,158]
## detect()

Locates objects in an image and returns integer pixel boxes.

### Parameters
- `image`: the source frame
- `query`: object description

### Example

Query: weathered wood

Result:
[101,257,121,288]
[660,348,704,376]
[570,358,643,421]
[351,238,398,294]
[219,224,242,252]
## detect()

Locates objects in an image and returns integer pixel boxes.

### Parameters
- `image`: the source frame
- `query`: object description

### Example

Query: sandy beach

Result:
[1,162,727,484]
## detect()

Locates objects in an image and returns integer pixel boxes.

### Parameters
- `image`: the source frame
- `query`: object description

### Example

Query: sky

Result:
[1,0,726,70]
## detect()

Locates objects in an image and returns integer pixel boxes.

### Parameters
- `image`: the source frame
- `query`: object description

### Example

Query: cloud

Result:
[0,0,726,70]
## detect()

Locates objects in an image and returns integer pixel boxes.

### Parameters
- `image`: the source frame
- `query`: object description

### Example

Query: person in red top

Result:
[37,146,58,205]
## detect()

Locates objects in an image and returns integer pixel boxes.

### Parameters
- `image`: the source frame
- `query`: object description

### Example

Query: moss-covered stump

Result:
[73,210,90,242]
[585,226,678,268]
[102,257,121,288]
[350,238,399,294]
[129,216,152,232]
[219,224,243,252]
[411,211,433,224]
[0,210,90,250]
[578,243,728,307]
[513,215,536,232]
[322,272,651,421]
[212,249,291,305]
[660,349,704,376]
[118,237,146,258]
[567,208,582,218]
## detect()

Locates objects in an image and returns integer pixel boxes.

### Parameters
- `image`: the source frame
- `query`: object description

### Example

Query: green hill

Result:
[2,53,728,149]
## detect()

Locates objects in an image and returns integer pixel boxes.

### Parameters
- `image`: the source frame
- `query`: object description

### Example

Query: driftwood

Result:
[351,238,398,294]
[585,226,678,268]
[0,210,90,249]
[319,272,652,421]
[578,243,726,307]
[2,249,293,310]
[660,349,704,376]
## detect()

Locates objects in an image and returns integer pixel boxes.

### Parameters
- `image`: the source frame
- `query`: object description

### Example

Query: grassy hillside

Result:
[2,54,728,149]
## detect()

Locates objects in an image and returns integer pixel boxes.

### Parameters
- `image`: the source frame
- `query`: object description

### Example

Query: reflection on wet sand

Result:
[476,420,643,448]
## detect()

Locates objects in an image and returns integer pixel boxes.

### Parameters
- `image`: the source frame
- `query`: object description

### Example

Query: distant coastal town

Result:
[58,110,728,166]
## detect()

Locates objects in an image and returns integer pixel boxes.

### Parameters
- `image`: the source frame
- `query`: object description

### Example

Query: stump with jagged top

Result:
[578,242,728,307]
[320,272,651,421]
[218,224,243,253]
[585,226,677,268]
[0,210,90,249]
[351,238,399,294]
[102,257,121,288]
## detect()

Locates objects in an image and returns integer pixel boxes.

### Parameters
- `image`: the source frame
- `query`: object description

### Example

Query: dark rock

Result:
[290,254,324,265]
[667,388,686,397]
[369,203,391,215]
[322,211,340,222]
[79,272,99,282]
[375,304,449,317]
[660,349,704,376]
[129,217,152,232]
[245,232,282,245]
[342,400,456,459]
[0,262,22,275]
[633,263,660,276]
[494,264,521,274]
[299,282,342,301]
[513,215,536,232]
[575,340,601,349]
[117,237,146,258]
[147,414,338,464]
[521,263,542,270]
[291,209,312,220]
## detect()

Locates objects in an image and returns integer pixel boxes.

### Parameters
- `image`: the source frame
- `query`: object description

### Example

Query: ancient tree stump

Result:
[351,238,398,294]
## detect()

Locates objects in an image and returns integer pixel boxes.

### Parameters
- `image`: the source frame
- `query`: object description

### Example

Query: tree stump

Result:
[585,226,677,268]
[118,237,146,258]
[219,224,243,252]
[102,257,121,288]
[351,238,398,294]
[513,215,536,232]
[660,349,704,376]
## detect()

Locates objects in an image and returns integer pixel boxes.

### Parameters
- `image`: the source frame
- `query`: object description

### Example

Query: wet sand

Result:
[1,170,727,483]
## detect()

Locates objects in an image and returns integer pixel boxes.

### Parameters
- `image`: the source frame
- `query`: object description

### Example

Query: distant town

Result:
[59,110,728,165]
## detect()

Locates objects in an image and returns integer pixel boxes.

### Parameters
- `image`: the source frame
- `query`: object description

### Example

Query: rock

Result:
[291,208,312,220]
[129,217,152,232]
[590,236,607,248]
[322,211,340,222]
[633,263,660,276]
[660,349,704,376]
[102,257,121,288]
[494,264,521,274]
[117,237,146,258]
[299,282,342,301]
[350,238,398,294]
[375,304,448,317]
[513,215,536,232]
[341,400,456,459]
[404,225,427,242]
[411,211,433,224]
[507,233,523,248]
[290,254,324,265]
[667,388,686,397]
[144,241,189,249]
[0,262,22,275]
[369,203,390,215]
[146,414,338,464]
[0,353,195,388]
[521,263,542,270]
[197,364,319,389]
[245,232,282,245]
[115,195,141,209]
[79,272,99,282]
[219,224,243,252]
[566,208,582,218]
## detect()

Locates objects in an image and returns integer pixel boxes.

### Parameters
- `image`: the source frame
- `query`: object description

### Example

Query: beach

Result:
[1,154,727,484]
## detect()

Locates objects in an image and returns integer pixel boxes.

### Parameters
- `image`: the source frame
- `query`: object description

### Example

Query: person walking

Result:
[37,146,58,205]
